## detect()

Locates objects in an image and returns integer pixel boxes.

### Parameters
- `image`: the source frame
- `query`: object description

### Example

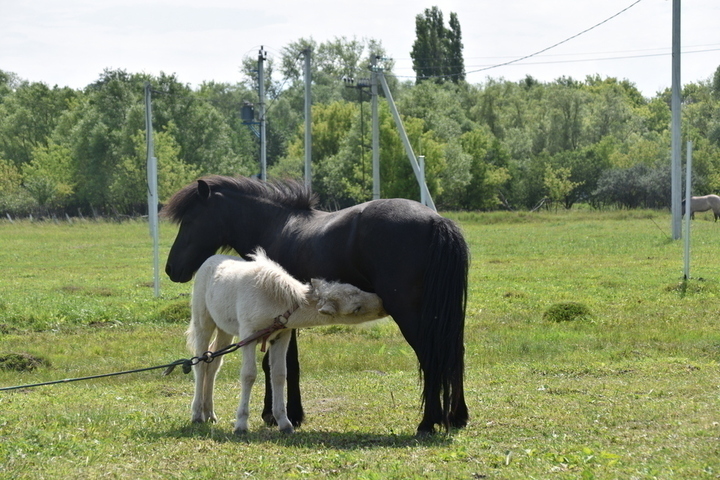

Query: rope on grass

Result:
[0,314,291,392]
[0,343,240,392]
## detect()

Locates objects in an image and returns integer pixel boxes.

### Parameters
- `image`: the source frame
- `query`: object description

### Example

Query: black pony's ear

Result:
[197,179,211,201]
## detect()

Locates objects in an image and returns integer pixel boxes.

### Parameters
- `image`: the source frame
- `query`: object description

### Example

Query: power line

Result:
[472,47,720,67]
[464,0,646,76]
[385,46,720,78]
[460,43,720,62]
[389,0,647,81]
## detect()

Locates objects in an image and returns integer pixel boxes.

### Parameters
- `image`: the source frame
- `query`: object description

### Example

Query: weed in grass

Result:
[0,352,50,371]
[157,300,191,323]
[543,302,593,322]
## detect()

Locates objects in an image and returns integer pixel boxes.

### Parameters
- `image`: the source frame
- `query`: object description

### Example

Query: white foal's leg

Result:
[234,342,257,434]
[269,331,294,433]
[195,329,233,423]
[190,316,219,423]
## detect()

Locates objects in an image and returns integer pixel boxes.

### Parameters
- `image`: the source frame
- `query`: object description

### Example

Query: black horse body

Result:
[163,176,469,433]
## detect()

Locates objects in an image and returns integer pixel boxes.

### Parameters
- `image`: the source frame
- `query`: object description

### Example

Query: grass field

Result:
[1,210,719,479]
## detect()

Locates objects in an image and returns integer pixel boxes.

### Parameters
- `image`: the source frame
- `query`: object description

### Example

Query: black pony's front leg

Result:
[262,329,304,427]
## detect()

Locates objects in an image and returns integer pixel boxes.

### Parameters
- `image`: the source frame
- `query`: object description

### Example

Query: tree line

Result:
[1,37,720,216]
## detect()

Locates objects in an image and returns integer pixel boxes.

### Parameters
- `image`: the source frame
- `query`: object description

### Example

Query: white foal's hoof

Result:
[277,418,295,434]
[191,412,217,423]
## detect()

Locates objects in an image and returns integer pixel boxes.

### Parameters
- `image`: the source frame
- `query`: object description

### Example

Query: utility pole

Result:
[670,0,682,239]
[303,48,312,191]
[144,82,160,298]
[684,141,692,279]
[258,46,267,181]
[371,55,380,200]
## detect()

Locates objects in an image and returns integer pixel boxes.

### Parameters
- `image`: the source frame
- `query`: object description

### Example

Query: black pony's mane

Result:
[161,175,317,224]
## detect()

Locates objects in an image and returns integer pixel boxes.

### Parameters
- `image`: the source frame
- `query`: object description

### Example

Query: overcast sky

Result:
[1,0,719,97]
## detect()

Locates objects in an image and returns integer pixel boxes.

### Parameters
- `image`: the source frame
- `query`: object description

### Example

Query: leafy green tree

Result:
[640,96,672,134]
[410,7,465,84]
[0,69,20,100]
[544,164,583,210]
[22,141,75,211]
[593,163,670,209]
[196,81,259,165]
[272,100,358,205]
[451,128,510,210]
[0,156,33,214]
[712,64,720,100]
[109,128,200,213]
[446,12,465,82]
[543,80,588,153]
[397,80,476,141]
[584,78,638,144]
[58,69,144,210]
[0,81,77,167]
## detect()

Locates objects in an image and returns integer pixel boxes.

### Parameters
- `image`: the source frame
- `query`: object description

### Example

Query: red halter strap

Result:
[257,304,298,352]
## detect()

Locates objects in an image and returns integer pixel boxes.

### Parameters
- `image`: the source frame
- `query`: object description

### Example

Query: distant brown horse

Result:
[683,195,720,221]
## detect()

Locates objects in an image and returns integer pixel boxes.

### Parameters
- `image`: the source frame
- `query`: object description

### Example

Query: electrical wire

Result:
[466,0,645,75]
[387,46,720,76]
[387,0,647,80]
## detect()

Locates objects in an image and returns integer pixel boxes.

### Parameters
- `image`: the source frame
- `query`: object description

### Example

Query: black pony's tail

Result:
[419,217,470,432]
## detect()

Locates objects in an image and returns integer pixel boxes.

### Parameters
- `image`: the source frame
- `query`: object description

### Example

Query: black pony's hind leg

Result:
[262,329,304,427]
[448,378,469,429]
[415,363,469,434]
[390,314,445,435]
[416,374,444,435]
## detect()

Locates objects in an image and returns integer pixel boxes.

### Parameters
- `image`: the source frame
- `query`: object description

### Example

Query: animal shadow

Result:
[150,421,453,450]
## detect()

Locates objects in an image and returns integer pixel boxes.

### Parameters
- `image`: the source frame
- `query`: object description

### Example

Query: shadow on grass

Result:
[145,421,454,450]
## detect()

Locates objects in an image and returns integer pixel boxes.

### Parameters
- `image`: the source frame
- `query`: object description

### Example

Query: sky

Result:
[1,0,719,98]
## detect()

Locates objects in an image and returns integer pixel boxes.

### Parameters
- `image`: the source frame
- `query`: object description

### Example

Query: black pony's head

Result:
[162,178,226,282]
[162,175,316,283]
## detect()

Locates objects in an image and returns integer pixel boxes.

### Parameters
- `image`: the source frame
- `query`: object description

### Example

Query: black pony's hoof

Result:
[289,414,304,428]
[449,417,468,429]
[287,406,305,428]
[415,422,437,437]
[262,412,275,426]
[263,410,304,428]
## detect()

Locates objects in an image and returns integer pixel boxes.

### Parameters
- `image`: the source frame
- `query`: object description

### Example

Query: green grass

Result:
[1,211,719,479]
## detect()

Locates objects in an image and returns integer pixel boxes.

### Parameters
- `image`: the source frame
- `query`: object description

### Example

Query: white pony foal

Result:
[187,249,386,434]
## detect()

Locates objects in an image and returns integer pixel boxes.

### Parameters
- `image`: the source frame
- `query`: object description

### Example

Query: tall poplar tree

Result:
[410,7,465,84]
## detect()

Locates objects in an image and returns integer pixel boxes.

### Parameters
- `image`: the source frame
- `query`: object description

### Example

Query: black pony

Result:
[162,175,469,434]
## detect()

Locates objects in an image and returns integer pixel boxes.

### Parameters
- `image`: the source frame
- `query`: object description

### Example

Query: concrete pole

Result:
[371,56,380,200]
[419,155,426,206]
[671,0,682,239]
[683,141,692,279]
[303,48,312,191]
[144,82,160,297]
[258,47,267,181]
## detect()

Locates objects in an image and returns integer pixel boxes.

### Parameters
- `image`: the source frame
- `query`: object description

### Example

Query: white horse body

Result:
[685,194,720,221]
[187,250,386,434]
